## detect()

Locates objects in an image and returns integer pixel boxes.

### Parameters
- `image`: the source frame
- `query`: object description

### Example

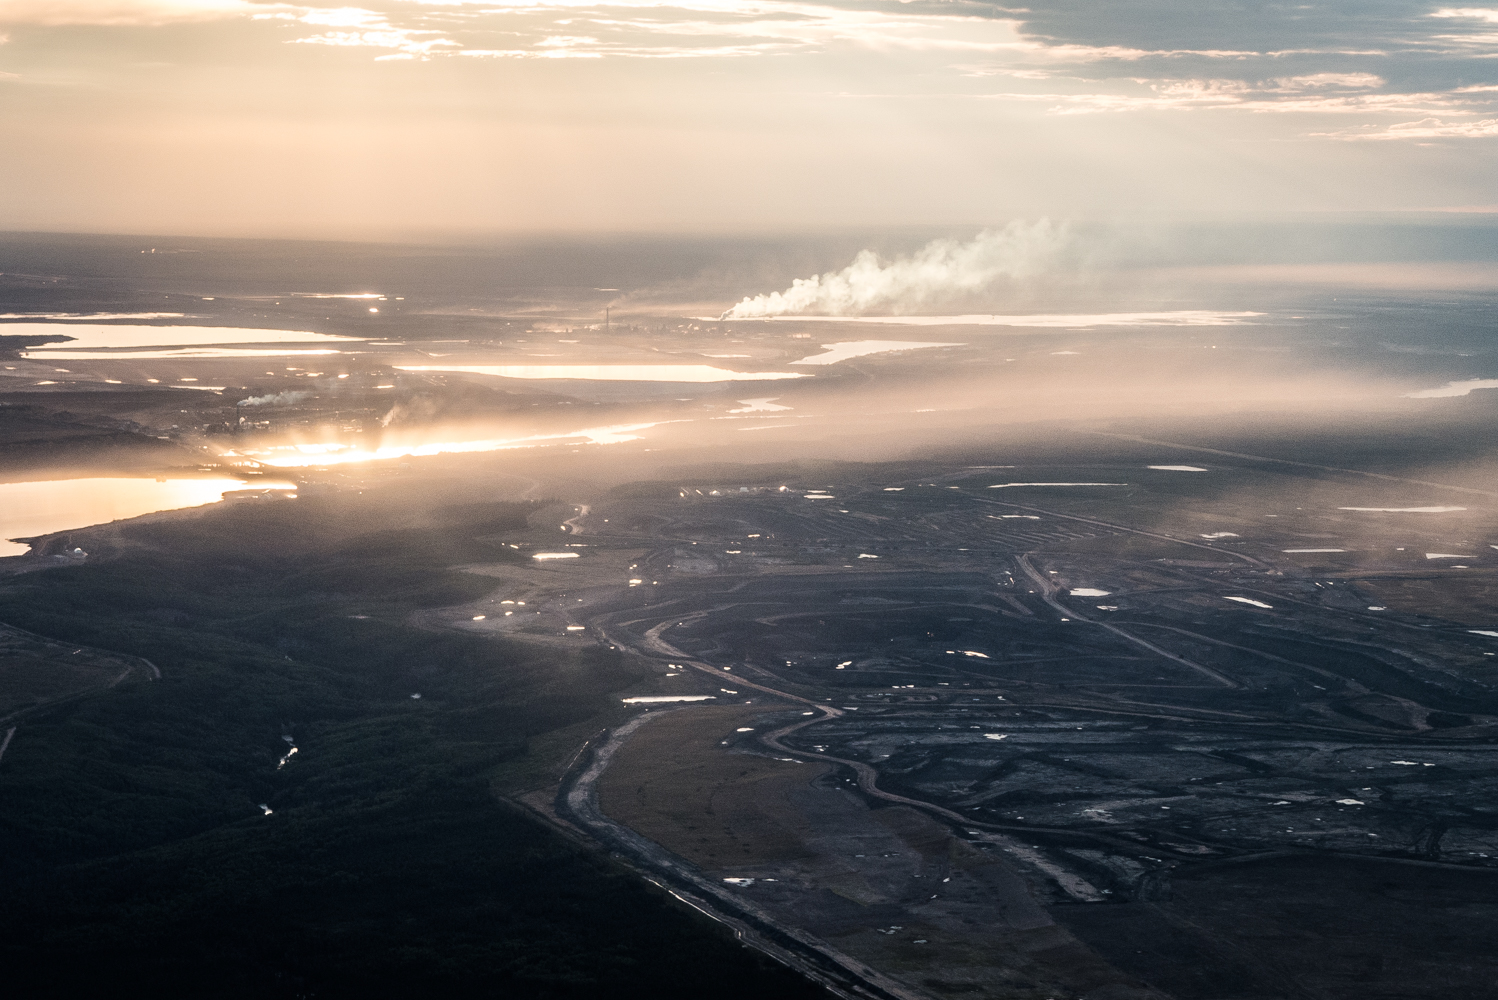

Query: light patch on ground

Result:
[1225,596,1273,609]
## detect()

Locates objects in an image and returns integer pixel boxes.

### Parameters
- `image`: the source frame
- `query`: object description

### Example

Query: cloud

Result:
[1267,73,1384,92]
[1318,116,1498,139]
[459,2,1034,61]
[0,0,271,26]
[1431,8,1498,23]
[722,221,1072,319]
[986,72,1496,122]
[257,6,460,59]
[1014,0,1479,54]
[946,1,1498,136]
[4,0,1496,150]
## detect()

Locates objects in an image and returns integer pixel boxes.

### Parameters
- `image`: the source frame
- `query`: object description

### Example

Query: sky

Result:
[1,0,1496,235]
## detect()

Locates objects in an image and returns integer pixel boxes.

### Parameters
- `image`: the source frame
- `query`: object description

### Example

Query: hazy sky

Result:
[1,0,1496,235]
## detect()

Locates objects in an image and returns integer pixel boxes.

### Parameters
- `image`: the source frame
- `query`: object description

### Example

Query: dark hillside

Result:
[0,493,827,1000]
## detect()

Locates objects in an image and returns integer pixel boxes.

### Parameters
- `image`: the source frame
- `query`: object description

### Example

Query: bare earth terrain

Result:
[447,446,1498,999]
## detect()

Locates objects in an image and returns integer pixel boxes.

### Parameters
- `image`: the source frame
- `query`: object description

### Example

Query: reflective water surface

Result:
[12,324,362,351]
[395,364,807,382]
[789,341,964,365]
[0,477,293,557]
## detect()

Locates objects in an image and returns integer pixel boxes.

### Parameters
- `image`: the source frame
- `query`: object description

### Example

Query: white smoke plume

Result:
[721,220,1071,319]
[238,391,311,407]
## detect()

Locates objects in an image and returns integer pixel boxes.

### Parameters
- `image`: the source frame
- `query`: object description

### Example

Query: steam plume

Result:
[721,220,1070,319]
[238,391,310,407]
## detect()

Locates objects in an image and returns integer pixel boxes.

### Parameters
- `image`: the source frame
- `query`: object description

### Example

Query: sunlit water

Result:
[12,323,363,353]
[227,421,663,467]
[35,348,345,360]
[395,364,806,382]
[1225,596,1273,608]
[1405,378,1498,398]
[790,341,964,365]
[0,312,189,321]
[988,482,1128,488]
[621,695,717,704]
[1338,506,1467,513]
[0,477,294,557]
[729,398,792,413]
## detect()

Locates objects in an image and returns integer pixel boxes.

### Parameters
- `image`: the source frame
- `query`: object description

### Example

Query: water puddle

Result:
[292,292,386,300]
[1224,596,1273,609]
[988,482,1126,489]
[1339,506,1466,513]
[621,695,717,704]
